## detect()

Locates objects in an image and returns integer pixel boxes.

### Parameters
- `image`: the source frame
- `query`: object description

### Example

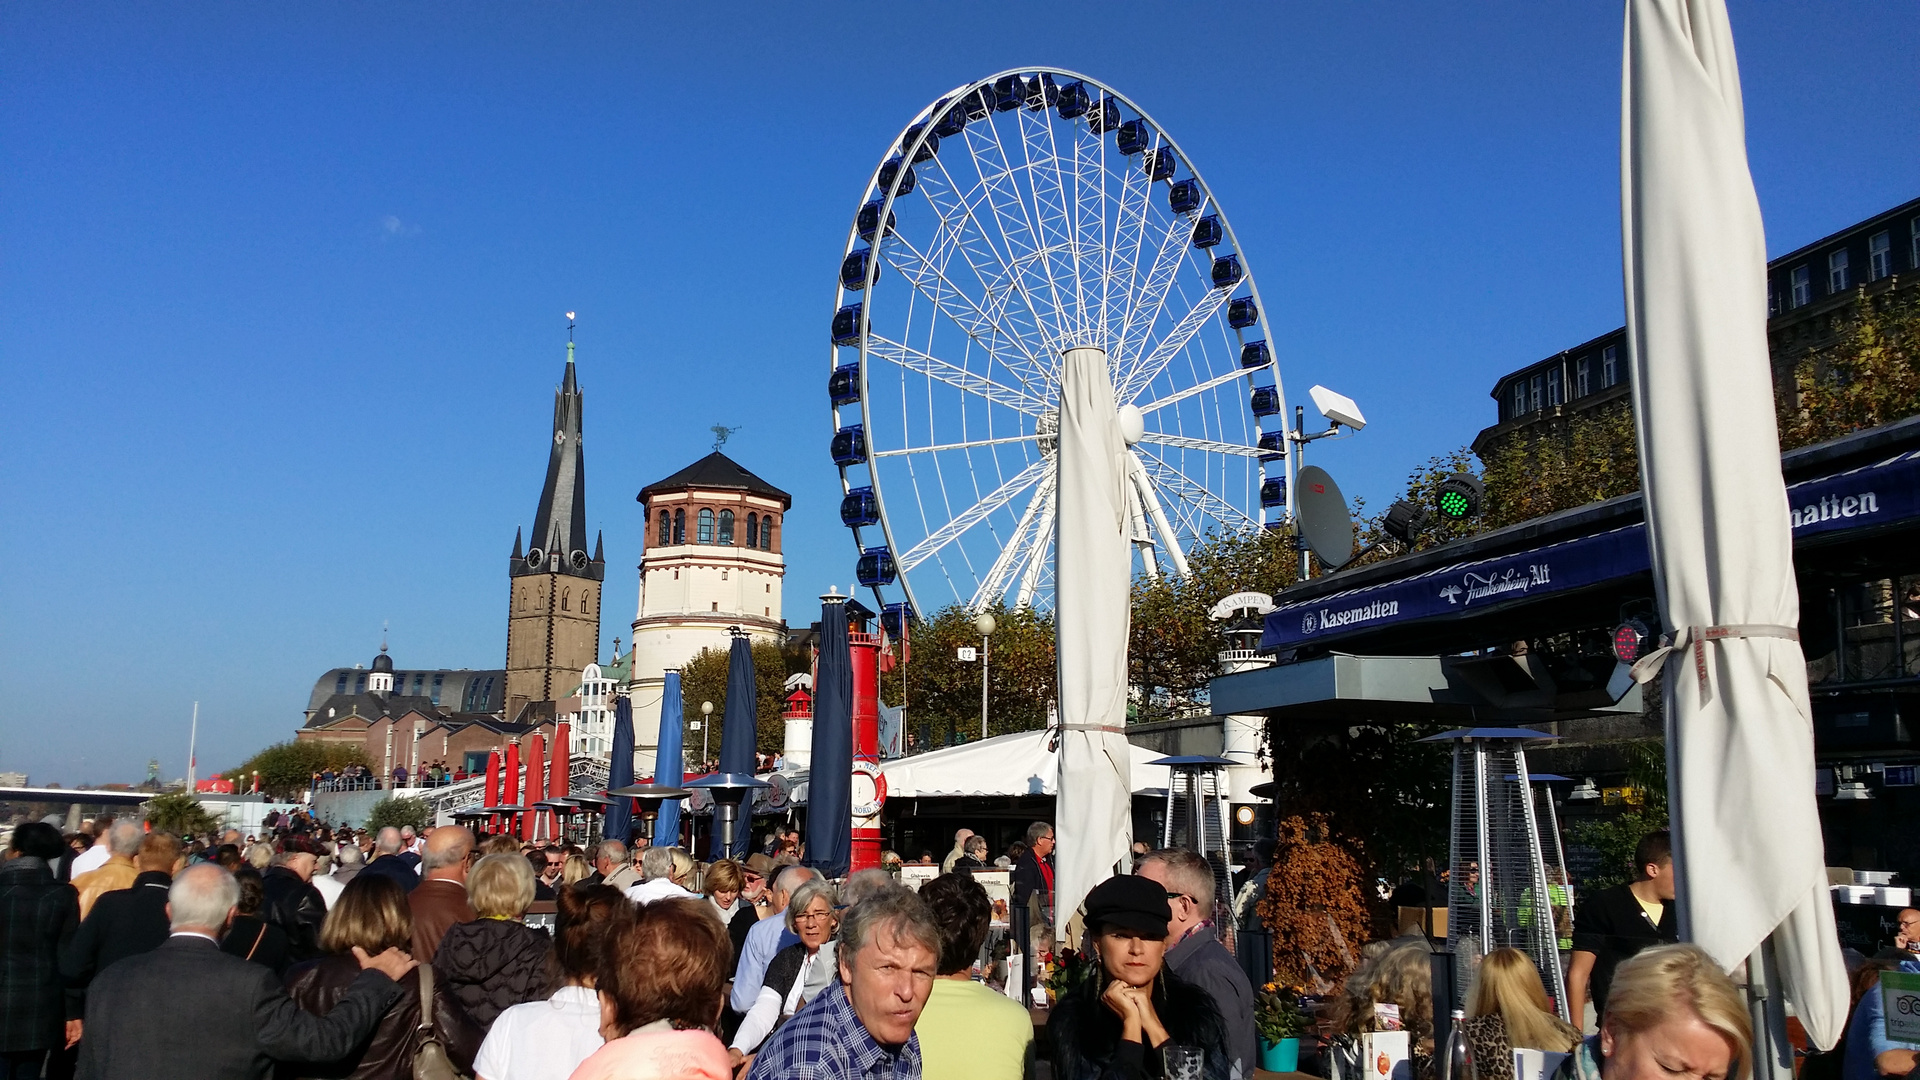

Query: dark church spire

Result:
[520,320,592,578]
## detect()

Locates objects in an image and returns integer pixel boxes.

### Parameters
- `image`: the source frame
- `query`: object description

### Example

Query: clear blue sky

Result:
[3,3,1914,786]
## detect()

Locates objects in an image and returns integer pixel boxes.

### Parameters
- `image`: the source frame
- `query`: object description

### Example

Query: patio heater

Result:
[565,793,619,844]
[1148,754,1236,931]
[607,784,691,849]
[684,773,768,860]
[1421,727,1565,1018]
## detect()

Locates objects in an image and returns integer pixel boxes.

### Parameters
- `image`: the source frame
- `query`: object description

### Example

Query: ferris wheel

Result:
[828,68,1291,622]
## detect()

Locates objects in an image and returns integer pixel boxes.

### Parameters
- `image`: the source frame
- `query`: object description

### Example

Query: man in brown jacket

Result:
[407,826,474,962]
[71,821,143,919]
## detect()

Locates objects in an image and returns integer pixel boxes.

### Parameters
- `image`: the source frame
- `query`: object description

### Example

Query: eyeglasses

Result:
[1164,891,1195,906]
[794,910,836,925]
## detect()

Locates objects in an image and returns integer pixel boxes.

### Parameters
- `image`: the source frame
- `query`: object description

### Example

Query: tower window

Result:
[722,569,728,581]
[712,602,719,612]
[719,509,735,545]
[1870,231,1891,281]
[561,588,570,612]
[584,590,593,615]
[673,509,685,545]
[698,509,715,544]
[1828,249,1850,293]
[518,588,527,612]
[657,510,670,547]
[764,517,776,550]
[766,583,771,593]
[747,513,759,549]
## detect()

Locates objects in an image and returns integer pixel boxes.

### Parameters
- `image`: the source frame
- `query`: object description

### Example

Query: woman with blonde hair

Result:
[1555,942,1751,1080]
[432,852,555,1028]
[1459,948,1580,1078]
[561,853,593,888]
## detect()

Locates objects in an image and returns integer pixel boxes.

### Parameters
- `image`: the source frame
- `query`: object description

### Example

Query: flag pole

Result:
[187,701,199,792]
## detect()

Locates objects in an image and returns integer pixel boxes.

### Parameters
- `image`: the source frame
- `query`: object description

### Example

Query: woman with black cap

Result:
[1049,874,1233,1080]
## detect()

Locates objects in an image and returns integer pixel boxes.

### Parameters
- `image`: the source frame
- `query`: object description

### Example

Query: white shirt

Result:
[730,946,828,1054]
[624,878,698,905]
[311,872,345,909]
[472,985,603,1080]
[71,844,111,877]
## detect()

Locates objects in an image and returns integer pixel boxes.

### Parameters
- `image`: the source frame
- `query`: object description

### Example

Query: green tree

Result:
[223,741,369,801]
[1566,739,1670,891]
[145,791,219,837]
[1780,287,1920,449]
[1129,526,1300,723]
[366,797,431,833]
[678,639,811,760]
[893,603,1057,747]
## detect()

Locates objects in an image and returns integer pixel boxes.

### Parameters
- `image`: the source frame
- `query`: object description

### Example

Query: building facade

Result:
[624,452,791,776]
[1473,196,1920,459]
[505,337,606,719]
[299,645,554,777]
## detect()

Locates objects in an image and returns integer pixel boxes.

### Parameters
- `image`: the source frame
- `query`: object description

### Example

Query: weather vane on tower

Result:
[711,423,742,451]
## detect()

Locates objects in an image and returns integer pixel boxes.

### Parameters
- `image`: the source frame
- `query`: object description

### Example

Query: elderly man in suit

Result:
[76,863,413,1080]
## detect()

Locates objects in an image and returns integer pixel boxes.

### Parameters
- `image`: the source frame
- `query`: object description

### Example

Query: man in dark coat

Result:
[0,822,81,1078]
[1009,821,1055,914]
[260,841,328,963]
[1137,848,1258,1079]
[407,827,474,962]
[77,862,413,1080]
[357,827,420,893]
[61,830,181,991]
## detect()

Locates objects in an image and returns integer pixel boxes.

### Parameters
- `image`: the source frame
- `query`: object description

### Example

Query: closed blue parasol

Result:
[806,592,853,877]
[604,694,636,843]
[709,632,759,859]
[653,671,686,848]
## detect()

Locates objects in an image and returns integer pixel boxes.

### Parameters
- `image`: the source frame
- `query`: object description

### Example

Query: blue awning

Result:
[1261,446,1920,652]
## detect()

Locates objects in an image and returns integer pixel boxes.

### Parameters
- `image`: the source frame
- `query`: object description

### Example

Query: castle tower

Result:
[626,452,790,774]
[505,332,605,719]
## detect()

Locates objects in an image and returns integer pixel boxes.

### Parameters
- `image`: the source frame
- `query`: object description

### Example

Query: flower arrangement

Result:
[1256,982,1312,1045]
[1043,948,1101,1004]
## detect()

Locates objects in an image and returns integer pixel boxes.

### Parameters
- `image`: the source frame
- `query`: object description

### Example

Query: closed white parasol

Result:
[1053,345,1136,929]
[1622,0,1849,1057]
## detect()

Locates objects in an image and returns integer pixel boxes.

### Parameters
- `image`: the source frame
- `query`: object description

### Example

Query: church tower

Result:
[505,327,605,720]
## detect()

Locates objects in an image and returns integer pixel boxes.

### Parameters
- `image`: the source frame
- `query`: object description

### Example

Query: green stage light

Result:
[1434,472,1485,522]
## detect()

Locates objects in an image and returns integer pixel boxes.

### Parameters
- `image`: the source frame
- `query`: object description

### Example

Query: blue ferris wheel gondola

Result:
[856,546,896,587]
[831,303,863,347]
[828,362,861,406]
[830,425,866,467]
[840,487,880,527]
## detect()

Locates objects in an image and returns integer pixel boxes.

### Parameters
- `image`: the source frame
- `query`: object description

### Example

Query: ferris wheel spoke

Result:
[971,470,1054,608]
[1013,492,1056,609]
[880,233,1045,371]
[1136,431,1261,458]
[866,334,1048,416]
[1102,143,1157,346]
[1136,364,1250,415]
[1112,203,1202,371]
[1070,126,1110,347]
[1015,104,1084,346]
[872,432,1040,458]
[964,110,1072,347]
[897,458,1047,573]
[1138,453,1259,533]
[918,155,1058,387]
[1118,285,1234,403]
[1127,451,1191,578]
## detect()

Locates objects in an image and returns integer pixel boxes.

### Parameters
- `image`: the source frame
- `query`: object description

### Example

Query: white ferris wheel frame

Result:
[829,67,1294,621]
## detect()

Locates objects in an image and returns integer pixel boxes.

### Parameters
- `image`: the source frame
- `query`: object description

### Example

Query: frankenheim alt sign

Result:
[1262,446,1920,653]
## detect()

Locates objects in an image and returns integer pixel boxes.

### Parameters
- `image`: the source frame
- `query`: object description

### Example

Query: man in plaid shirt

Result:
[746,886,940,1080]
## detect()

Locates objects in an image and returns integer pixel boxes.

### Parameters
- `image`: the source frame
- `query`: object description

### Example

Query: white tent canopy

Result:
[880,728,1173,800]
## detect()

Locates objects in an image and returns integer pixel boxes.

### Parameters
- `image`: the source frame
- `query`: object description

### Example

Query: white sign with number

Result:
[956,646,977,662]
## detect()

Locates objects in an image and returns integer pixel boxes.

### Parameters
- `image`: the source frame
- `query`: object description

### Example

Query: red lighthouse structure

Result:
[847,603,885,872]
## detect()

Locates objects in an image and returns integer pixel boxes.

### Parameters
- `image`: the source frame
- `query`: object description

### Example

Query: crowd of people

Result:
[312,762,464,792]
[0,811,1807,1080]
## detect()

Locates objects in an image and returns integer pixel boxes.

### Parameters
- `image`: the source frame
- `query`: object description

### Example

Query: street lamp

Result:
[700,701,714,768]
[973,612,997,740]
